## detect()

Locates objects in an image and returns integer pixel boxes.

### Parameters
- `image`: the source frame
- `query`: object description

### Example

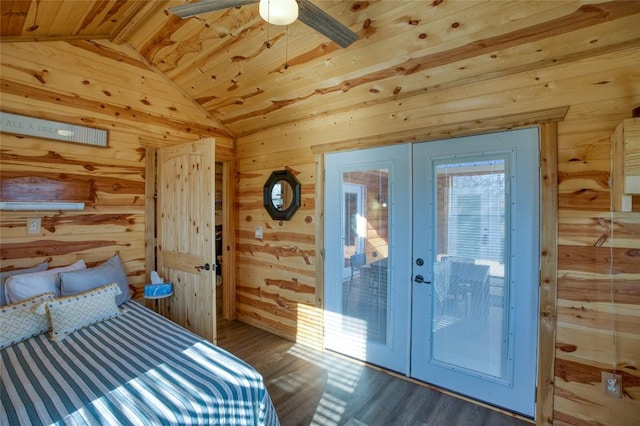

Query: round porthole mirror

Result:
[263,170,301,220]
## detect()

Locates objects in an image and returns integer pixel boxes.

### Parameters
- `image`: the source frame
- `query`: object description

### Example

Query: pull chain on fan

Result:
[284,25,290,69]
[261,0,291,70]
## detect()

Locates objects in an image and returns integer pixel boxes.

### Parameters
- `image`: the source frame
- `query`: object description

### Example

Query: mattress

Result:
[1,301,279,425]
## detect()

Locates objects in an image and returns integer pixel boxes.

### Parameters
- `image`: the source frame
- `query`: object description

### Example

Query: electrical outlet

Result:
[26,217,41,235]
[255,226,263,239]
[602,371,622,398]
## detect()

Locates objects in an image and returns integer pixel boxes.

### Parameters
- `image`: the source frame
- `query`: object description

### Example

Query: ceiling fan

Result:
[168,0,358,48]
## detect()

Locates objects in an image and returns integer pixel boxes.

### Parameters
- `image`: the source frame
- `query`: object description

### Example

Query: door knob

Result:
[196,263,211,271]
[414,274,431,284]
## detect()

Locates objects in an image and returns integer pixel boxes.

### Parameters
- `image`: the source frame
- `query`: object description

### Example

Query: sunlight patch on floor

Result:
[284,342,366,426]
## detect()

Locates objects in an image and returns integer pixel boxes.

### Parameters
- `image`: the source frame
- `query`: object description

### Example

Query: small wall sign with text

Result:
[0,111,108,147]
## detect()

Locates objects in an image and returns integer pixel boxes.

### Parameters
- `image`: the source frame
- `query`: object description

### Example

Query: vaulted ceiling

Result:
[2,1,640,138]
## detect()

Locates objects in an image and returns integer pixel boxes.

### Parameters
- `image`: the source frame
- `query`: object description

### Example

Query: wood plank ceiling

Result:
[1,0,640,138]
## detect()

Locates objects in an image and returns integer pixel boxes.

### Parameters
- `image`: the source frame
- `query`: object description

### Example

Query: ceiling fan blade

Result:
[169,0,258,19]
[169,0,358,48]
[297,0,358,48]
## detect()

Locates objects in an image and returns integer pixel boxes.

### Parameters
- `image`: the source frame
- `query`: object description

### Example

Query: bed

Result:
[1,298,279,425]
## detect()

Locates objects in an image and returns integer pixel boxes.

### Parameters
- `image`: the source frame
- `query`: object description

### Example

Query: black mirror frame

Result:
[263,170,301,221]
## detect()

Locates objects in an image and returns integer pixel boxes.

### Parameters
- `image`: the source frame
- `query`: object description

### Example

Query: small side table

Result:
[144,292,173,300]
[145,291,173,315]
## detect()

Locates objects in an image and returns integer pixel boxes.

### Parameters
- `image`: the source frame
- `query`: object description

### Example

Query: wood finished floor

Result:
[217,319,532,426]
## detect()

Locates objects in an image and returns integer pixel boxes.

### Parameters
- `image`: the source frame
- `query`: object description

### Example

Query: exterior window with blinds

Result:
[441,160,506,263]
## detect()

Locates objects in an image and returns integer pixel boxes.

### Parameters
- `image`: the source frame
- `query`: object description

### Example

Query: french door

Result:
[324,128,539,417]
[324,145,412,373]
[411,128,539,417]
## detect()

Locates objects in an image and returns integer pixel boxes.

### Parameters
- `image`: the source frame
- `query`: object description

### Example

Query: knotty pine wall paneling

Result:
[235,159,320,345]
[236,46,640,425]
[0,40,232,299]
[0,30,637,426]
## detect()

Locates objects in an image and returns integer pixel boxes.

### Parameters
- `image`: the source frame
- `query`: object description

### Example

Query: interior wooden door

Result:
[157,139,217,343]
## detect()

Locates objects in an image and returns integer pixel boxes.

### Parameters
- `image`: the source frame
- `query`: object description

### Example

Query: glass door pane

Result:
[342,170,389,345]
[432,158,508,379]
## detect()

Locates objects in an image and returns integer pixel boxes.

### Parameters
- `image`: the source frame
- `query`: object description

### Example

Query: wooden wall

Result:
[0,40,232,298]
[0,35,637,426]
[235,46,640,424]
[235,160,320,343]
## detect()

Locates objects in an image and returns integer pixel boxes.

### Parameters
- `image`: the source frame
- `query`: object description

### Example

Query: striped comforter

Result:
[1,301,279,425]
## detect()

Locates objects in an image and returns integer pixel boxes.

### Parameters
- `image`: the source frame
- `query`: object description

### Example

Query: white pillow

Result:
[39,282,123,341]
[0,261,48,307]
[0,292,55,349]
[4,260,86,304]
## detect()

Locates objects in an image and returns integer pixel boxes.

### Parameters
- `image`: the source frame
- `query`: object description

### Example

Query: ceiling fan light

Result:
[259,0,298,26]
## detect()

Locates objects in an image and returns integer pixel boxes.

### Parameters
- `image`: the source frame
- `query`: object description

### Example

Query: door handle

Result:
[195,263,211,271]
[414,274,431,284]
